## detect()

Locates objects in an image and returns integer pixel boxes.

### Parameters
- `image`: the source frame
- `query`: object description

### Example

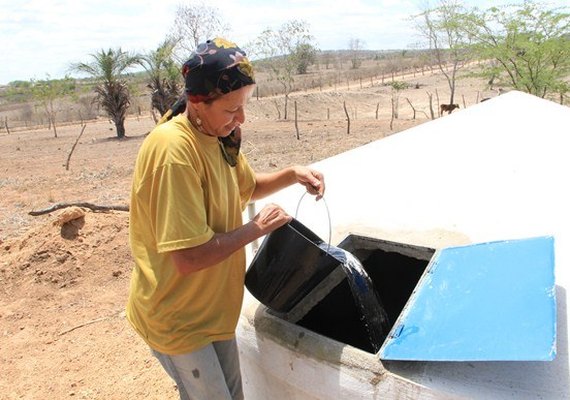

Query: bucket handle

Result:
[294,192,332,251]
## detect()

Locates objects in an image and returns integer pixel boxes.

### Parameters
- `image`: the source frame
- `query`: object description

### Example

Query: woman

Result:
[127,38,325,400]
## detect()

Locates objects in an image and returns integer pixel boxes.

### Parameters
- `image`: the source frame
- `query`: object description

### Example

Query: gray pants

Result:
[152,339,244,400]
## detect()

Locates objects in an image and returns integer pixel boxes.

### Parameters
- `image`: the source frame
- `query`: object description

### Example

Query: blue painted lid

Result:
[379,236,556,361]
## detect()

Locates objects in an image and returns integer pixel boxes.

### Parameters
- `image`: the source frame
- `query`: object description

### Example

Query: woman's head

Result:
[183,38,255,137]
[183,38,255,104]
[191,85,254,137]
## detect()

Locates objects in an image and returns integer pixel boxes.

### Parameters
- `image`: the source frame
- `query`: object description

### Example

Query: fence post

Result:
[294,101,300,140]
[3,116,10,135]
[343,101,350,135]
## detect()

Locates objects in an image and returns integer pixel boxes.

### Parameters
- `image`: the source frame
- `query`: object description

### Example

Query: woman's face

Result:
[194,85,255,137]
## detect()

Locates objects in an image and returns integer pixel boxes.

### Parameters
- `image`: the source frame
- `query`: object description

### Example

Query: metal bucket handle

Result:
[294,192,332,251]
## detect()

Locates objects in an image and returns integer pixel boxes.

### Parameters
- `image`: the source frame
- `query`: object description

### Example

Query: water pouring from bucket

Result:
[319,243,390,353]
[245,193,391,353]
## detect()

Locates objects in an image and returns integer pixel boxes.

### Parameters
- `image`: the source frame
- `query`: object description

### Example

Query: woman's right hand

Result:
[252,203,292,235]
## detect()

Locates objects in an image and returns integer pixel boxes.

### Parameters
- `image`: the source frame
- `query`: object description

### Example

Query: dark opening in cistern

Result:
[294,235,434,354]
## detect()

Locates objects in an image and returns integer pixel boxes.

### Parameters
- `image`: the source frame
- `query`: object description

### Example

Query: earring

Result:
[196,117,202,127]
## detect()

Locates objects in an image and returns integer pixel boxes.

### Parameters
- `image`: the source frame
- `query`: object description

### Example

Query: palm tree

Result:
[140,38,182,117]
[71,48,141,138]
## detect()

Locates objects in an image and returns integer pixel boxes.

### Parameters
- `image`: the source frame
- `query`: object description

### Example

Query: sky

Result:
[0,0,567,85]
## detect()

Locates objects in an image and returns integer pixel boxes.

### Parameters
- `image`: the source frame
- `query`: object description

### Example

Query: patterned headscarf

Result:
[156,38,253,167]
[182,37,255,103]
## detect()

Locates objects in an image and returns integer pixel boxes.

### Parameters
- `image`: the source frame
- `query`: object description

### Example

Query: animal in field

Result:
[440,103,460,115]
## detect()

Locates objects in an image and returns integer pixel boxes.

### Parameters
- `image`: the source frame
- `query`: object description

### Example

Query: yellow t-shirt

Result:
[126,114,256,355]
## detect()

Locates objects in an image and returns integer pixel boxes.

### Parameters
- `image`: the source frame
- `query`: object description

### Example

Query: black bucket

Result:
[245,218,341,313]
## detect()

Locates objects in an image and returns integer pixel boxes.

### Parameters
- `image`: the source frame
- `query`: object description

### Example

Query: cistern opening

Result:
[293,235,435,354]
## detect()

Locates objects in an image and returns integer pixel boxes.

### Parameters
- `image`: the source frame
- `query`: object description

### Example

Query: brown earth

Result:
[0,71,494,399]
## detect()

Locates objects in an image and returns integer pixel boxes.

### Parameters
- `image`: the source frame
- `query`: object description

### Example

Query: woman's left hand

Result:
[294,166,325,200]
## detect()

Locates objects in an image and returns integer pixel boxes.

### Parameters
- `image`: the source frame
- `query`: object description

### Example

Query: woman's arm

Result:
[172,166,325,275]
[251,165,325,201]
[170,203,291,275]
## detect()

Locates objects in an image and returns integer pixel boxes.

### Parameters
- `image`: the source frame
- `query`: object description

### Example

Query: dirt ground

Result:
[0,71,494,399]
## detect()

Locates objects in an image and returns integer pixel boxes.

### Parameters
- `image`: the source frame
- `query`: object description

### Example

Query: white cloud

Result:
[0,0,180,83]
[0,0,568,84]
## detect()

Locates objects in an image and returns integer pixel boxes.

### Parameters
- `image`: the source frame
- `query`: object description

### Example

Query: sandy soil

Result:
[0,70,494,399]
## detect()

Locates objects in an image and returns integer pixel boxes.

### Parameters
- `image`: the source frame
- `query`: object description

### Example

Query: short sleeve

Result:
[236,153,256,210]
[149,163,215,253]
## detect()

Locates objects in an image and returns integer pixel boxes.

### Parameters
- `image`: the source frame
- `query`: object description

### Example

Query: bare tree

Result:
[414,0,473,105]
[255,20,316,120]
[348,38,366,69]
[321,51,333,70]
[31,76,75,138]
[170,1,230,58]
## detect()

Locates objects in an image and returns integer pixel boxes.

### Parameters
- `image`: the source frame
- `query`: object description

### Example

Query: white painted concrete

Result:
[238,91,570,399]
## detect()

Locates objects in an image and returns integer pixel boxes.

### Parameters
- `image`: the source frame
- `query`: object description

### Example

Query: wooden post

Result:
[343,101,351,135]
[405,98,417,120]
[427,92,435,120]
[151,109,159,124]
[65,123,87,171]
[435,89,440,116]
[390,98,395,131]
[462,94,466,109]
[327,108,330,120]
[375,103,380,120]
[294,101,300,140]
[4,116,10,135]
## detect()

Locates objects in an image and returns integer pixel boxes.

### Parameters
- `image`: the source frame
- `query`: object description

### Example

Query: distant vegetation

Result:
[0,0,568,136]
[0,49,442,133]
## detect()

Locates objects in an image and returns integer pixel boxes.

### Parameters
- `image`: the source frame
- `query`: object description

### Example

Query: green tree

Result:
[31,75,75,138]
[389,81,408,121]
[293,43,318,74]
[254,19,315,119]
[141,38,182,116]
[464,1,570,98]
[414,0,473,105]
[71,48,141,138]
[4,81,34,103]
